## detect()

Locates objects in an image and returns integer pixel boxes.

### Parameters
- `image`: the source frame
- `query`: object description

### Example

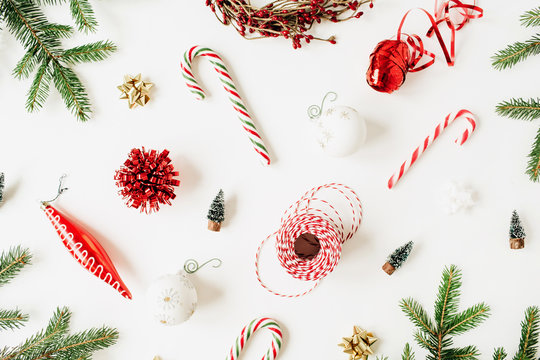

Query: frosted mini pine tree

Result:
[207,189,225,232]
[509,210,526,249]
[382,241,413,275]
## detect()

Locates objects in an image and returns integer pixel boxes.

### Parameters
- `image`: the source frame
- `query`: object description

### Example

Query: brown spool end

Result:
[510,238,524,249]
[208,220,222,232]
[382,262,396,275]
[294,233,321,261]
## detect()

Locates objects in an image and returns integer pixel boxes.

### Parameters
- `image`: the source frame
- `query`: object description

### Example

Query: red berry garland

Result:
[205,0,374,49]
[114,148,180,213]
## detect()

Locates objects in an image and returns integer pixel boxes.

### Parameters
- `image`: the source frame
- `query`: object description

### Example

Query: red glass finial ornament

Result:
[366,0,483,93]
[41,175,132,299]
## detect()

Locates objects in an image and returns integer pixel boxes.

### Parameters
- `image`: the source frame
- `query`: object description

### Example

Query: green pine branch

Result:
[401,344,415,360]
[0,0,116,121]
[399,265,490,360]
[526,127,540,182]
[496,98,540,121]
[493,348,507,360]
[0,309,28,331]
[521,7,540,27]
[513,306,540,360]
[0,246,31,287]
[492,34,540,70]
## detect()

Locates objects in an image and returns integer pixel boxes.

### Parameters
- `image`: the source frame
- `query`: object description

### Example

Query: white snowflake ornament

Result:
[440,182,475,214]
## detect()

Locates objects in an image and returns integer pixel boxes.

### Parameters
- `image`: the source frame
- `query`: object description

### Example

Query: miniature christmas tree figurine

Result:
[509,210,526,249]
[207,189,225,232]
[382,241,413,275]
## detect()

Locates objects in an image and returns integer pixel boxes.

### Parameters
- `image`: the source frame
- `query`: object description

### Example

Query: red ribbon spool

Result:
[366,0,483,93]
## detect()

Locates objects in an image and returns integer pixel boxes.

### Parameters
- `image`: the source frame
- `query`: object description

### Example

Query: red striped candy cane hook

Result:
[181,46,271,166]
[225,318,282,360]
[388,109,477,189]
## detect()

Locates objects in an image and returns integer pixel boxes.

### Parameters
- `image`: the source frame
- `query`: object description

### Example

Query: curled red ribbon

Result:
[366,0,483,93]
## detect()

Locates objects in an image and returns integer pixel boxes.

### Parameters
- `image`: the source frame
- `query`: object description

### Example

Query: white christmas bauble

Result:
[312,105,367,157]
[147,271,197,326]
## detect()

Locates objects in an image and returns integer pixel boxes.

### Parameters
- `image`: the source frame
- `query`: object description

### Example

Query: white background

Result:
[1,0,540,359]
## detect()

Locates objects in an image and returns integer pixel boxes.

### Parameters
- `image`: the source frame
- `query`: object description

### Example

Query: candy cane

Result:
[181,46,271,166]
[388,109,477,189]
[226,318,282,360]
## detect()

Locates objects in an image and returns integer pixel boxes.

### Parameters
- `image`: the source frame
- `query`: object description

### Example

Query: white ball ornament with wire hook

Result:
[308,92,367,157]
[147,258,221,326]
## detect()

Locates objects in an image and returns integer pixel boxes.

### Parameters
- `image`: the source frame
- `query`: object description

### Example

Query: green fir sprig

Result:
[0,0,116,121]
[0,248,118,359]
[399,265,490,360]
[491,307,540,360]
[0,246,31,287]
[492,6,540,182]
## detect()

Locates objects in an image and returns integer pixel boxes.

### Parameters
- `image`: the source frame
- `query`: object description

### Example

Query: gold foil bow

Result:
[118,74,153,109]
[338,326,378,360]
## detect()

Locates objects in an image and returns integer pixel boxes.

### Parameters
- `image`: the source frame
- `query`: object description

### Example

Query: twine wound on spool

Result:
[255,183,362,298]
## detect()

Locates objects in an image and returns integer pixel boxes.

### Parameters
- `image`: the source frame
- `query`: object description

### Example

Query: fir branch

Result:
[0,309,28,331]
[12,48,39,79]
[513,306,540,360]
[493,348,507,360]
[400,298,436,337]
[69,0,97,33]
[36,326,118,359]
[444,303,490,336]
[41,23,74,39]
[526,127,540,182]
[0,246,31,287]
[402,343,415,360]
[4,307,71,360]
[521,7,540,27]
[26,61,52,112]
[51,62,90,121]
[60,40,116,64]
[413,331,437,352]
[441,345,480,360]
[492,34,540,70]
[435,265,461,331]
[496,98,540,121]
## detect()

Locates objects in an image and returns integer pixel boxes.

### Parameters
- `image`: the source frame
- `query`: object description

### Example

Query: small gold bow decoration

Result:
[153,357,161,360]
[338,326,378,360]
[118,73,153,109]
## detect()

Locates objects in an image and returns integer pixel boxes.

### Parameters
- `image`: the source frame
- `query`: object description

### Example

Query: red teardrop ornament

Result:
[366,39,411,94]
[42,202,132,299]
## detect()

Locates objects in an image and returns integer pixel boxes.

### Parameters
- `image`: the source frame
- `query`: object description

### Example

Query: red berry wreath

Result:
[205,0,374,49]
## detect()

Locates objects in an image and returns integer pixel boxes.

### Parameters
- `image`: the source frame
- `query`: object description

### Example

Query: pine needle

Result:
[521,7,540,27]
[69,0,97,33]
[26,62,52,112]
[0,246,31,287]
[496,98,540,121]
[514,307,540,360]
[492,34,540,70]
[61,40,117,64]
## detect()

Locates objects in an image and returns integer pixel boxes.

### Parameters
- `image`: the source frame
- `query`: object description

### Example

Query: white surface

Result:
[1,0,540,359]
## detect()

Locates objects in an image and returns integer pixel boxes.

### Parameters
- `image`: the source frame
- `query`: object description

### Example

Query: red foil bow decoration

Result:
[366,0,483,93]
[115,147,180,213]
[42,176,132,299]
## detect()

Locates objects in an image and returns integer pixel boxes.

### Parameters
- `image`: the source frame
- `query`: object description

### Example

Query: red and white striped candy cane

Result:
[226,318,283,360]
[388,109,477,189]
[181,46,271,166]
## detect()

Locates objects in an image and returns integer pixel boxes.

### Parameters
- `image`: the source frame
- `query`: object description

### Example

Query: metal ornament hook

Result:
[307,92,338,119]
[42,174,68,204]
[183,258,222,274]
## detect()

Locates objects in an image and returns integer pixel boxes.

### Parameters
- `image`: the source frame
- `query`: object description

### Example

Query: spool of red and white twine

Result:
[226,318,282,360]
[256,183,362,298]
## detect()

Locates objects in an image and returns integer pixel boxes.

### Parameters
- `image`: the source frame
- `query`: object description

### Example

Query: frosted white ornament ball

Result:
[147,271,197,326]
[314,105,367,157]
